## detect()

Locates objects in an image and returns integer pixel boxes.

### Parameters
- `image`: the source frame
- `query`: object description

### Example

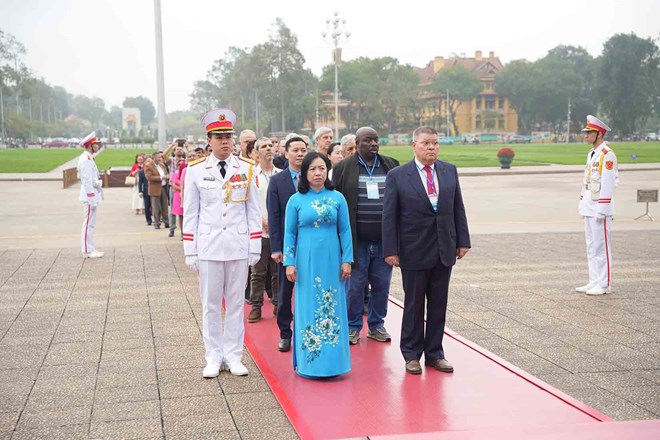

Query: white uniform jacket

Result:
[183,154,262,261]
[77,150,103,205]
[579,142,617,217]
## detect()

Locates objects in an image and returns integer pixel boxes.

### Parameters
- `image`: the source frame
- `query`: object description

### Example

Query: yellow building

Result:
[416,51,518,136]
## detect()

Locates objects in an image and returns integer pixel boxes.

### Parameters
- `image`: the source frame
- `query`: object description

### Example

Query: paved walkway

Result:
[0,168,659,439]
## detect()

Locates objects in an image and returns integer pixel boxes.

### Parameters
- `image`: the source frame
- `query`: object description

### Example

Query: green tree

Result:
[597,33,660,135]
[430,65,482,136]
[318,57,418,133]
[190,19,315,135]
[542,46,596,130]
[122,96,156,125]
[72,95,107,129]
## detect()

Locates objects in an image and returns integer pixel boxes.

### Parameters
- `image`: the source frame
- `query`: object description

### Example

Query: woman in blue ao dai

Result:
[283,152,353,378]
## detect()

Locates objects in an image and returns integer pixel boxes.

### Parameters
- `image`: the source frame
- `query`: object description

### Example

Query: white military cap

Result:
[201,108,237,134]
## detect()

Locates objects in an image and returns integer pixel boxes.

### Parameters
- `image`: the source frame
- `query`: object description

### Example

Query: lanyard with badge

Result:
[358,155,380,199]
[417,163,438,211]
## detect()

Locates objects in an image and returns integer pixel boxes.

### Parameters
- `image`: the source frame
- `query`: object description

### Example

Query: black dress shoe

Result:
[278,338,291,352]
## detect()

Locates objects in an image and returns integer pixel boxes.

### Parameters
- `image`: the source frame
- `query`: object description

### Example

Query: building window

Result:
[485,97,496,110]
[498,98,504,109]
[475,98,481,110]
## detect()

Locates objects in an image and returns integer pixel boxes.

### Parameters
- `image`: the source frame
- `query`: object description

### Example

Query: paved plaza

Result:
[0,167,659,438]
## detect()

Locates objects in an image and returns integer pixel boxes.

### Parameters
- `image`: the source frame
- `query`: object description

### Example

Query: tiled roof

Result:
[416,53,505,86]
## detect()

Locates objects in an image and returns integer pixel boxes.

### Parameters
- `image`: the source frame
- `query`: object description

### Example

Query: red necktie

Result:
[423,165,436,195]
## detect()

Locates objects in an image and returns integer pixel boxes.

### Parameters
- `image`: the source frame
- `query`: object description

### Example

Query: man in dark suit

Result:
[382,126,470,375]
[266,136,308,352]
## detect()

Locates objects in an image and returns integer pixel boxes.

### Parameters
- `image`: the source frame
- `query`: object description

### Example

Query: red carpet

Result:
[244,299,657,439]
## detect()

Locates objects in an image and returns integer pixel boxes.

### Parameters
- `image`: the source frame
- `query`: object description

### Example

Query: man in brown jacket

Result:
[145,152,170,229]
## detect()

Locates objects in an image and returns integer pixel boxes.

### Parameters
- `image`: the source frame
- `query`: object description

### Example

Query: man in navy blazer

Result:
[382,126,471,375]
[266,137,308,352]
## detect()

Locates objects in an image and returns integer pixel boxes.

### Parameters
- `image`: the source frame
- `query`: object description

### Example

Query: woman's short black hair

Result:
[327,142,340,157]
[298,152,334,194]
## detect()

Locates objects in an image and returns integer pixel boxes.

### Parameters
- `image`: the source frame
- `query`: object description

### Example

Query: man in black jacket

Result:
[138,156,153,225]
[332,127,400,346]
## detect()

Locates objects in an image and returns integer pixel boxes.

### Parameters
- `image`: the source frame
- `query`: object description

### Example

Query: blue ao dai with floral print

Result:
[283,187,353,378]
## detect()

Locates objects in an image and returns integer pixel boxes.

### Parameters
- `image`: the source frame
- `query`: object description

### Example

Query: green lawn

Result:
[0,149,81,173]
[1,142,659,172]
[380,142,660,167]
[93,148,157,171]
[0,148,157,173]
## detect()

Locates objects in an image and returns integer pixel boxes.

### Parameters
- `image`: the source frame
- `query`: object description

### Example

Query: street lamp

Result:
[322,12,350,140]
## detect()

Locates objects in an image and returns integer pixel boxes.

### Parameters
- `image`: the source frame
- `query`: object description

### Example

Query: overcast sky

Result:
[1,0,658,112]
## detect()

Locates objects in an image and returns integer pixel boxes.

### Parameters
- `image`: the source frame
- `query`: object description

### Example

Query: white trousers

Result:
[81,203,98,254]
[199,259,249,365]
[584,216,612,288]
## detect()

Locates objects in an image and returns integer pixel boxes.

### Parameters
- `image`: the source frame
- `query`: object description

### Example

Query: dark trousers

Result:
[400,263,452,362]
[143,194,152,224]
[250,238,278,307]
[276,262,295,339]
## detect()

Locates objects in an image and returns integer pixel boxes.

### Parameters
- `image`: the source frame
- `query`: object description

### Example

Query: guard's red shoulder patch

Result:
[605,161,614,170]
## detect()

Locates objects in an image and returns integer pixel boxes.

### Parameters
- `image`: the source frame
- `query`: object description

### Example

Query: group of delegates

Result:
[182,107,471,381]
[127,141,210,237]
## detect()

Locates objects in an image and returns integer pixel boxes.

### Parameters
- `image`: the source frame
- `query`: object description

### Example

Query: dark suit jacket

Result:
[266,167,296,254]
[382,159,470,270]
[138,169,148,194]
[332,153,399,266]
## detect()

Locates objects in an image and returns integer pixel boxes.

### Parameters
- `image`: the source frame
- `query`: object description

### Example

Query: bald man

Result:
[332,127,400,346]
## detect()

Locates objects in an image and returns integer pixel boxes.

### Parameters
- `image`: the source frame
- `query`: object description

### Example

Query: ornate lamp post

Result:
[322,12,350,140]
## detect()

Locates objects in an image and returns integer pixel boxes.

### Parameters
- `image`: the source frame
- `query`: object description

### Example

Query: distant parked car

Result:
[645,133,658,141]
[439,137,454,145]
[509,135,531,144]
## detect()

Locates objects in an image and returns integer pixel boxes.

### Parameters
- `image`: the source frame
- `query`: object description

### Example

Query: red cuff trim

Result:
[250,232,262,239]
[598,198,611,201]
[598,201,611,204]
[182,237,194,241]
[87,193,95,197]
[579,195,583,200]
[183,233,194,237]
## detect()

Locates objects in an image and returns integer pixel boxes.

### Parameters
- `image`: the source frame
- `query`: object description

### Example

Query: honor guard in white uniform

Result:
[576,115,617,296]
[77,132,104,258]
[183,108,262,378]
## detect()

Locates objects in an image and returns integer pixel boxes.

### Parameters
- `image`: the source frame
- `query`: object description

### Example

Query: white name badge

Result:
[430,195,438,211]
[366,181,380,199]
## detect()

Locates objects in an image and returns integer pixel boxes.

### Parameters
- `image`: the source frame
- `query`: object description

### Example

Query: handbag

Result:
[125,175,137,186]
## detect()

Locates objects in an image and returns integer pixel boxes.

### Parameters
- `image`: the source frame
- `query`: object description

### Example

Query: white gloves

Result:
[595,213,606,222]
[185,256,199,271]
[94,179,103,189]
[248,253,260,267]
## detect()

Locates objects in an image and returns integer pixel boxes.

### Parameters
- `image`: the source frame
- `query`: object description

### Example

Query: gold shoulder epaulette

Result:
[238,156,256,165]
[189,157,205,167]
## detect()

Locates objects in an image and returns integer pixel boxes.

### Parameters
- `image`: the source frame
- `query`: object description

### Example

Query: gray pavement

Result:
[0,167,659,438]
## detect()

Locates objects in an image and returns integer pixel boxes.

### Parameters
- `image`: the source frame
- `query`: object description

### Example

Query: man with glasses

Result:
[383,126,470,375]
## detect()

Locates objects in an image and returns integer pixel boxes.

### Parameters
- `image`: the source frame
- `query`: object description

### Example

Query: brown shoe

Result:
[425,358,454,373]
[247,307,261,323]
[405,360,422,375]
